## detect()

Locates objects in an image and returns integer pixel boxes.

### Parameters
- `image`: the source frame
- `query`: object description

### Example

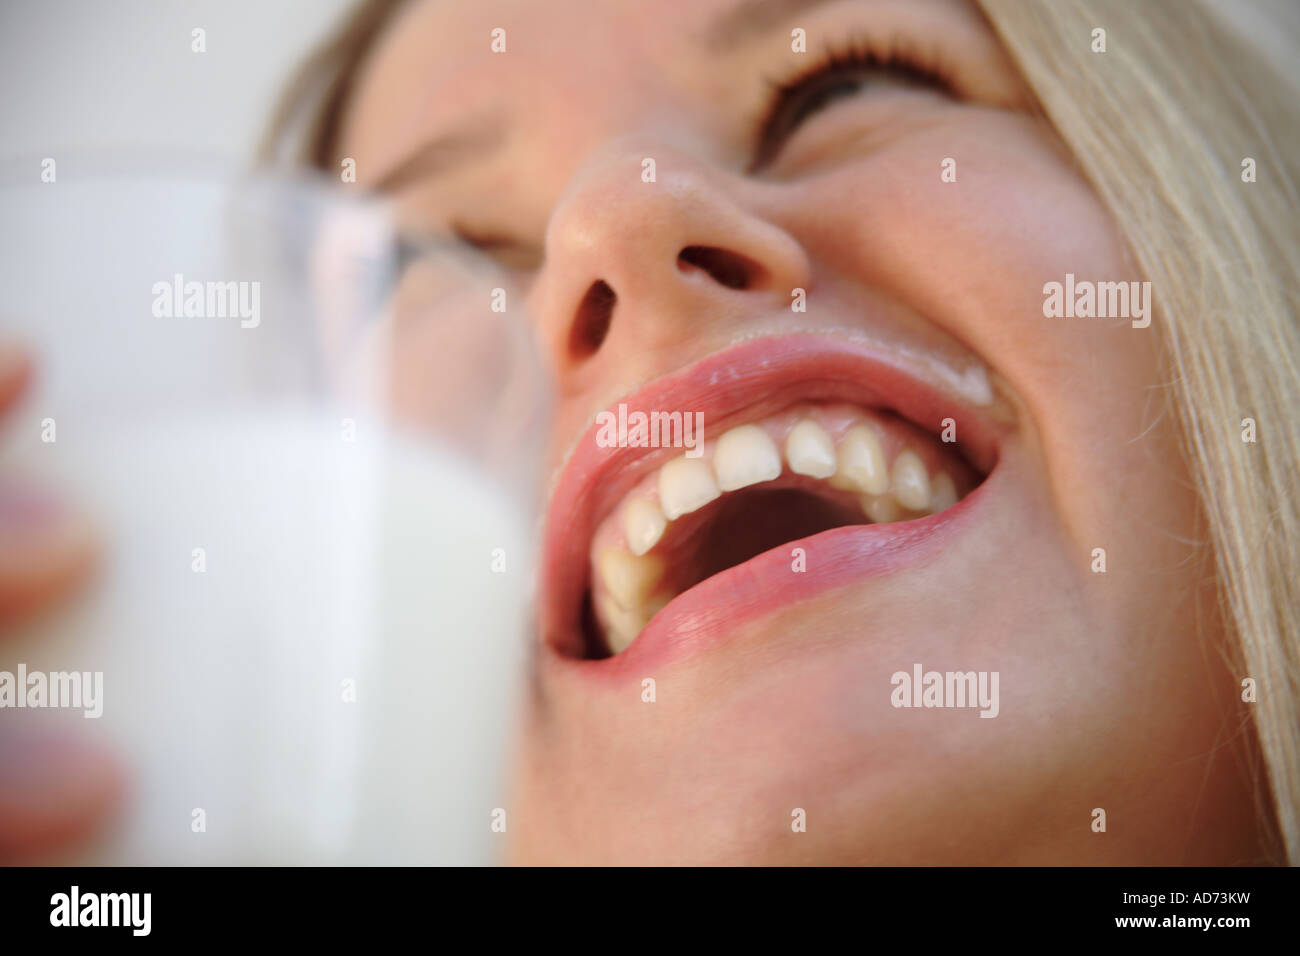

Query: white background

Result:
[0,0,355,165]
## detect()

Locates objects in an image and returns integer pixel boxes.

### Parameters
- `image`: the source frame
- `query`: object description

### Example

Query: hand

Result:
[0,342,120,862]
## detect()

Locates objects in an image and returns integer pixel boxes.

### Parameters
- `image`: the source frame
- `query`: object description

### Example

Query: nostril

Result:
[677,245,765,291]
[570,279,616,359]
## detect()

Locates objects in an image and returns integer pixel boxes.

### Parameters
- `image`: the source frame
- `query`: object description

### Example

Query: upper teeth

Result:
[657,457,721,520]
[595,547,666,608]
[890,449,932,511]
[713,424,782,491]
[784,419,837,479]
[831,424,889,495]
[930,471,958,512]
[588,404,971,655]
[622,498,668,556]
[860,492,901,524]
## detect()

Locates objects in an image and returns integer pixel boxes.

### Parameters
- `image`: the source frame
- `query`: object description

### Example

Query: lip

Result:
[539,332,1012,670]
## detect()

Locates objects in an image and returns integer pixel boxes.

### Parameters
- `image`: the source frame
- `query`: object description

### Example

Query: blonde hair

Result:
[264,0,1300,863]
[977,0,1300,864]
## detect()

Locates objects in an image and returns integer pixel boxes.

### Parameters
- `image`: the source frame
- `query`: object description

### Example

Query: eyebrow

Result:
[701,0,838,52]
[372,0,835,192]
[371,117,506,193]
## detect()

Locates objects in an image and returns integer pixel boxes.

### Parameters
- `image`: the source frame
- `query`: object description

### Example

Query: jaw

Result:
[510,437,1262,865]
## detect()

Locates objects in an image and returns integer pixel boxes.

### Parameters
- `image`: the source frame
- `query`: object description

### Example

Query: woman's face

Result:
[340,0,1261,863]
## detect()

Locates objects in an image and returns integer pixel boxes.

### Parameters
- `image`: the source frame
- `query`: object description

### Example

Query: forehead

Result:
[339,0,988,189]
[342,0,736,167]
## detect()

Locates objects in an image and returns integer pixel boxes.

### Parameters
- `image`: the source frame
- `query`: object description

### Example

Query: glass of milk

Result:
[0,159,549,864]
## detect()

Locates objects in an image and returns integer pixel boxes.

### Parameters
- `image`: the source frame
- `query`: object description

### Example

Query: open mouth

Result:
[540,334,1005,665]
[587,403,981,655]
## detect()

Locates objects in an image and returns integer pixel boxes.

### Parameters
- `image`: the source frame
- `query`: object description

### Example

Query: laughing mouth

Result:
[540,334,1004,663]
[588,402,980,654]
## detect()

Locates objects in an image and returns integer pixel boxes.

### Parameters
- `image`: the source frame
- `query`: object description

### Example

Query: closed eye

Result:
[452,223,544,271]
[391,226,543,280]
[751,36,958,171]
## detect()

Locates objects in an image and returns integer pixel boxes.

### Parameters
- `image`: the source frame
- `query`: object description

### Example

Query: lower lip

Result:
[552,461,998,679]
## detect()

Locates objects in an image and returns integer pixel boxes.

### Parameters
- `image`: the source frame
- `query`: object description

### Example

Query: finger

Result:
[0,477,99,629]
[0,341,33,416]
[0,730,123,863]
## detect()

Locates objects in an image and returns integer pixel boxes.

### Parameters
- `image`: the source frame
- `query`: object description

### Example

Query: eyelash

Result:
[751,35,959,170]
[421,37,957,266]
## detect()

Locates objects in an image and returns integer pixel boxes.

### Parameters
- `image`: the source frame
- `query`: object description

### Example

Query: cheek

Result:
[727,113,1224,849]
[793,110,1153,386]
[787,109,1196,578]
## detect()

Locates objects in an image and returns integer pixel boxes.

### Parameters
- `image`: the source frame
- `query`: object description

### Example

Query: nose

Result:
[531,141,812,380]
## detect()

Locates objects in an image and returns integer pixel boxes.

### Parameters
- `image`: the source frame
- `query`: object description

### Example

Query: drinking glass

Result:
[0,156,549,864]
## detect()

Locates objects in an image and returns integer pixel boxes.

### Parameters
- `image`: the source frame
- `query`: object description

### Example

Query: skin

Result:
[337,0,1267,864]
[1,0,1267,864]
[0,345,121,862]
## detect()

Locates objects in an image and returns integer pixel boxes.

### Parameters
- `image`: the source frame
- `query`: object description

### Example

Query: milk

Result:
[3,408,532,864]
[1,171,542,863]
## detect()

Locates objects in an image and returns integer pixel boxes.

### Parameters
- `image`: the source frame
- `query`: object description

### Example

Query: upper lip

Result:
[539,332,1011,659]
